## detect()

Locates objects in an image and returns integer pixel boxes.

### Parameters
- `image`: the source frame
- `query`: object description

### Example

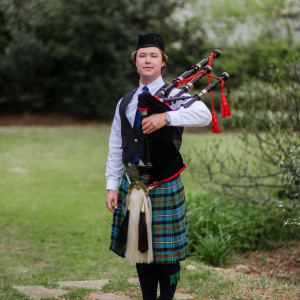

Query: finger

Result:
[114,199,118,210]
[141,118,147,126]
[142,125,151,133]
[106,200,114,213]
[142,119,151,130]
[111,199,116,213]
[143,127,152,134]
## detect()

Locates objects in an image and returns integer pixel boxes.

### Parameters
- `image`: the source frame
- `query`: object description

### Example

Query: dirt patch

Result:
[233,241,300,283]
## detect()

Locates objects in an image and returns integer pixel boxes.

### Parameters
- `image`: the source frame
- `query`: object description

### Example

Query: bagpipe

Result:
[139,49,231,134]
[138,50,231,179]
[116,50,231,264]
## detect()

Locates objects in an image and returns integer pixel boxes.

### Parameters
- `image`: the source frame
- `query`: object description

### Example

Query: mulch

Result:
[234,241,300,283]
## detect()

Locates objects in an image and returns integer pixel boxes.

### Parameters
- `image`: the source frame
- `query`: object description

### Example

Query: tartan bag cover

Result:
[109,170,190,263]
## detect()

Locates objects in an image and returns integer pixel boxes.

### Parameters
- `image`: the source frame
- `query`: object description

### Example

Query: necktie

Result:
[133,86,149,133]
[142,86,149,93]
[130,86,149,165]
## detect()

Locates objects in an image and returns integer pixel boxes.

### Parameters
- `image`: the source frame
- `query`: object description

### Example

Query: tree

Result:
[0,0,186,118]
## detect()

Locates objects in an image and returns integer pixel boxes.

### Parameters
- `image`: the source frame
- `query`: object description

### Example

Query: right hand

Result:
[105,190,118,213]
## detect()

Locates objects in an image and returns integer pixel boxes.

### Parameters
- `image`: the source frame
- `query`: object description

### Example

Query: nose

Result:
[145,55,151,63]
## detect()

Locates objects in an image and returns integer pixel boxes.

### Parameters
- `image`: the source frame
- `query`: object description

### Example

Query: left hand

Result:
[142,113,167,134]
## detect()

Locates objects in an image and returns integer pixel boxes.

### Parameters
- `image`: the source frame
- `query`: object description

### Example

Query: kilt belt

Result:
[110,170,190,264]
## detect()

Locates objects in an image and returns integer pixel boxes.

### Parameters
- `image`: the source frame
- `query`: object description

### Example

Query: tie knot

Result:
[143,86,149,93]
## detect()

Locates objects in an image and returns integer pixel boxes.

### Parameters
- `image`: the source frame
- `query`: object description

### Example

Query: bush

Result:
[188,59,300,207]
[187,193,300,266]
[192,227,232,266]
[276,145,300,201]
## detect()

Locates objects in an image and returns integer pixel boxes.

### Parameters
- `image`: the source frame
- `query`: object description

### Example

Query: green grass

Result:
[0,126,134,284]
[0,126,298,300]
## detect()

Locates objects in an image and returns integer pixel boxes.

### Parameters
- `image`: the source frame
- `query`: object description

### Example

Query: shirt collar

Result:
[138,76,165,95]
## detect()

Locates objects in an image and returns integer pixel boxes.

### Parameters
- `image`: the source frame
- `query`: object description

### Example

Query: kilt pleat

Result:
[109,170,190,263]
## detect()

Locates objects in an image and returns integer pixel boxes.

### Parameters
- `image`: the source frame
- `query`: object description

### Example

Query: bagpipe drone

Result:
[116,50,231,264]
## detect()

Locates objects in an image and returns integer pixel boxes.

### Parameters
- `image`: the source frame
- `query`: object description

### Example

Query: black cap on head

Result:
[136,33,165,51]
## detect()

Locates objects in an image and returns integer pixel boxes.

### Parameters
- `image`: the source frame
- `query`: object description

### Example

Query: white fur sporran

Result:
[125,181,153,264]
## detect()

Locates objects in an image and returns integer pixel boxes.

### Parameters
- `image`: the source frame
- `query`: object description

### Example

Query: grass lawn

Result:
[0,126,298,299]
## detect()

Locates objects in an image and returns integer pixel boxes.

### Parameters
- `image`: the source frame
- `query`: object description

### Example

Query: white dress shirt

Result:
[105,76,212,191]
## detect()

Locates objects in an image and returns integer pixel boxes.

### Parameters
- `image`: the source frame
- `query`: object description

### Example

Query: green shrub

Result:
[276,145,300,202]
[193,227,232,266]
[187,193,300,266]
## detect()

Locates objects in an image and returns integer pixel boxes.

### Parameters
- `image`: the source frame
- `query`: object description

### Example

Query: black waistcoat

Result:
[119,87,185,186]
[119,88,147,166]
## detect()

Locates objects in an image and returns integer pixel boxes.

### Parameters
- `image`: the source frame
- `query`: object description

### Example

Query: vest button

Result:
[134,138,138,142]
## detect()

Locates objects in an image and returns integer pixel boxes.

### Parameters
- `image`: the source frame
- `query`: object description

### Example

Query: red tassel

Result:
[208,72,221,134]
[208,52,214,66]
[221,95,231,118]
[211,110,221,134]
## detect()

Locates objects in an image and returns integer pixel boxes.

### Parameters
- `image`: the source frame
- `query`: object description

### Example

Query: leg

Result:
[156,262,180,300]
[136,263,158,300]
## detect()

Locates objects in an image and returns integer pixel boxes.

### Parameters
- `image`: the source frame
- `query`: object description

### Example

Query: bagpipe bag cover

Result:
[138,93,185,185]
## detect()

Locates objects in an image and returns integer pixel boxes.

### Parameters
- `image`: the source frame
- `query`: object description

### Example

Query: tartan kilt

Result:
[109,170,190,264]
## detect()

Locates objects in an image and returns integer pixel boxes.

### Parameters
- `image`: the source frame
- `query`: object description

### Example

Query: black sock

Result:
[136,263,158,300]
[136,262,180,300]
[157,262,180,300]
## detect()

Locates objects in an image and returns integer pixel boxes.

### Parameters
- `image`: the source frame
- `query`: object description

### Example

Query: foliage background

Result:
[1,0,299,119]
[0,0,185,118]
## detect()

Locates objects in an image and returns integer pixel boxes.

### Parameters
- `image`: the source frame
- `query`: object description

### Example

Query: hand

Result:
[105,190,118,213]
[142,112,167,134]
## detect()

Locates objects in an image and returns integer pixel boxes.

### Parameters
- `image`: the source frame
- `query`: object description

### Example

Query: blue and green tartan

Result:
[109,170,190,263]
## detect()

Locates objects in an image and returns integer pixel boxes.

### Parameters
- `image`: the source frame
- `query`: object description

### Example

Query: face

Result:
[135,47,165,85]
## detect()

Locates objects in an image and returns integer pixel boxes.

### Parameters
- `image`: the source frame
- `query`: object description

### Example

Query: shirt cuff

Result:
[106,180,119,191]
[167,110,180,126]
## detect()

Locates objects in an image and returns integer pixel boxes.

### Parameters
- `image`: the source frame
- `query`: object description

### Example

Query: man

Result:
[105,33,212,300]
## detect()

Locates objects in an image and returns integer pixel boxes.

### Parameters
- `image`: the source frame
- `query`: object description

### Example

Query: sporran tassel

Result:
[116,210,129,252]
[138,202,148,253]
